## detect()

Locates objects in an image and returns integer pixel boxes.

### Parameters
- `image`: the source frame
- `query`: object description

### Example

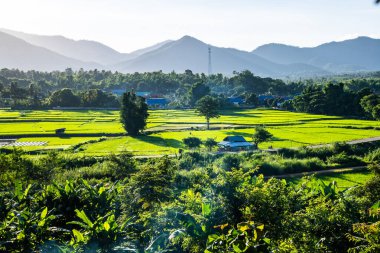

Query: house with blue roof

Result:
[218,136,256,151]
[228,97,245,106]
[146,98,168,109]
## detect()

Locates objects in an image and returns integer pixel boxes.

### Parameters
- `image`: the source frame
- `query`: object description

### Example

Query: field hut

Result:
[218,136,255,151]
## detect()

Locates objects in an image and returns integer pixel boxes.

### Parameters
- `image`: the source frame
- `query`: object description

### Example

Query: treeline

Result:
[0,143,379,252]
[0,68,304,96]
[1,68,380,115]
[288,83,380,120]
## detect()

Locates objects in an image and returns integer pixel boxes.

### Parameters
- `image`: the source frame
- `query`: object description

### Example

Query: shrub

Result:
[327,152,364,167]
[183,137,202,150]
[204,138,218,152]
[220,154,241,171]
[257,157,325,175]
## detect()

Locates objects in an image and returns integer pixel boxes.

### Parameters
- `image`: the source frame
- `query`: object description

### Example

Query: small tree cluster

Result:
[182,137,218,151]
[252,126,273,147]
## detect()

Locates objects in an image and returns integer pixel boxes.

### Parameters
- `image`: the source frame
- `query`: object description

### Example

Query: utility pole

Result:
[208,45,212,76]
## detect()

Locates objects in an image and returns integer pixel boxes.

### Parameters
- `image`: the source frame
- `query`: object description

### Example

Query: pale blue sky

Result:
[1,0,379,52]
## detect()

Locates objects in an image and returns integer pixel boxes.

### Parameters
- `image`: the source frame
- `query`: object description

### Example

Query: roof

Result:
[146,98,168,105]
[228,97,244,104]
[218,141,253,148]
[223,136,247,142]
[111,89,125,96]
[258,95,276,101]
[136,91,151,97]
[218,136,253,147]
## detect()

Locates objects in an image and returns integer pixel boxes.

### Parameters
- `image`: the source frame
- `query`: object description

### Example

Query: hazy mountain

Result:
[252,37,380,73]
[1,27,378,77]
[0,28,175,65]
[0,31,101,71]
[0,28,128,65]
[128,40,173,57]
[114,36,327,77]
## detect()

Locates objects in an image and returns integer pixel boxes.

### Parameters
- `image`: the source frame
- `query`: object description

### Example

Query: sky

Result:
[1,0,380,53]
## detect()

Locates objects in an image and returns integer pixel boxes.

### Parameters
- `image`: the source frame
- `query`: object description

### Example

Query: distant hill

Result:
[252,37,380,73]
[0,28,174,66]
[0,31,101,71]
[0,28,129,65]
[128,40,173,58]
[114,35,327,77]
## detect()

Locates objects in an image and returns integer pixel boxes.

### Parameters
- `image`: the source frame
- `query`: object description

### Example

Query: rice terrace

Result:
[1,0,380,252]
[0,108,379,156]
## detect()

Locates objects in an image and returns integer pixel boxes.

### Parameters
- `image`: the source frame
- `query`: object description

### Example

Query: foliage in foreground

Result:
[0,146,379,252]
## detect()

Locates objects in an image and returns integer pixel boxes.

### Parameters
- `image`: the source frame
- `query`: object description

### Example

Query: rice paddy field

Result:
[288,169,373,191]
[0,108,379,156]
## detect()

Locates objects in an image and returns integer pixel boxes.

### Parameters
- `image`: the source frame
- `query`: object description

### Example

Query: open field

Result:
[0,109,379,155]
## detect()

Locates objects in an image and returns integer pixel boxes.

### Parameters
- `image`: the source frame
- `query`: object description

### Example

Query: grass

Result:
[0,108,379,155]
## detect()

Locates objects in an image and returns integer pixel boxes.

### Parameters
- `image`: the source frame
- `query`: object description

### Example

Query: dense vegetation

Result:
[291,83,380,120]
[1,68,380,116]
[1,141,379,252]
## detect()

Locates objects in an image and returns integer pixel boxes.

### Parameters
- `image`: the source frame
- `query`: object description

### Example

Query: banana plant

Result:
[205,221,269,253]
[68,209,135,252]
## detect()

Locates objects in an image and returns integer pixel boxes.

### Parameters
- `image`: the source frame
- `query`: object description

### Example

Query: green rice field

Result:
[0,108,379,155]
[288,169,373,190]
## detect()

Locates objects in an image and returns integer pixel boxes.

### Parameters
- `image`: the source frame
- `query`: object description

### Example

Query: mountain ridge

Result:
[252,36,380,73]
[0,31,102,71]
[0,28,379,77]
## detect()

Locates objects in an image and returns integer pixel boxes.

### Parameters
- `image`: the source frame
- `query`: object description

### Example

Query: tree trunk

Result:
[207,118,210,130]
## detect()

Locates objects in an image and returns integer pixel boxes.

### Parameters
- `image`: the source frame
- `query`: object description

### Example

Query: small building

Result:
[228,97,245,106]
[258,95,276,103]
[136,91,151,98]
[110,89,126,96]
[55,128,66,135]
[146,98,168,109]
[218,136,255,152]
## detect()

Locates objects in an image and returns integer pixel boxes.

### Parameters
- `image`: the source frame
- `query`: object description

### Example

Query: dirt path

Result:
[265,136,380,152]
[132,136,380,159]
[307,136,380,149]
[264,166,367,179]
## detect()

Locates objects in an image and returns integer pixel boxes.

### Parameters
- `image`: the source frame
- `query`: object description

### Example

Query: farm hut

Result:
[55,128,66,135]
[228,97,245,106]
[136,91,151,98]
[218,136,255,151]
[146,98,168,109]
[110,89,126,96]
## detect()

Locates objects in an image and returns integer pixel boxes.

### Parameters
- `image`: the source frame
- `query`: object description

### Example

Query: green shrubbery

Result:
[0,144,379,252]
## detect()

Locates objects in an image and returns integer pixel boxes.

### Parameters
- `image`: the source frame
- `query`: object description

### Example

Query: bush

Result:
[220,154,241,171]
[257,157,325,175]
[327,152,364,167]
[183,137,202,150]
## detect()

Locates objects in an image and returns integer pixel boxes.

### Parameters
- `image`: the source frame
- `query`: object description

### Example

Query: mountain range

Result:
[0,28,379,78]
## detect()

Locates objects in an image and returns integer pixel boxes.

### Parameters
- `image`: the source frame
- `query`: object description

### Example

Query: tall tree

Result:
[195,95,220,130]
[120,91,149,136]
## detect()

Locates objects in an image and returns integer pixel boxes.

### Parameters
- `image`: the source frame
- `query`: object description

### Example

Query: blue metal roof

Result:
[228,97,244,104]
[146,98,167,105]
[222,136,247,142]
[136,92,151,97]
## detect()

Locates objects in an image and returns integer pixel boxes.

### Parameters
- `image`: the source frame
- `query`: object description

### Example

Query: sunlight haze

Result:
[1,0,380,52]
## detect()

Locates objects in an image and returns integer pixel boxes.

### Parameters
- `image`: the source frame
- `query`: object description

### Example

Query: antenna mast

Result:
[208,45,212,76]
